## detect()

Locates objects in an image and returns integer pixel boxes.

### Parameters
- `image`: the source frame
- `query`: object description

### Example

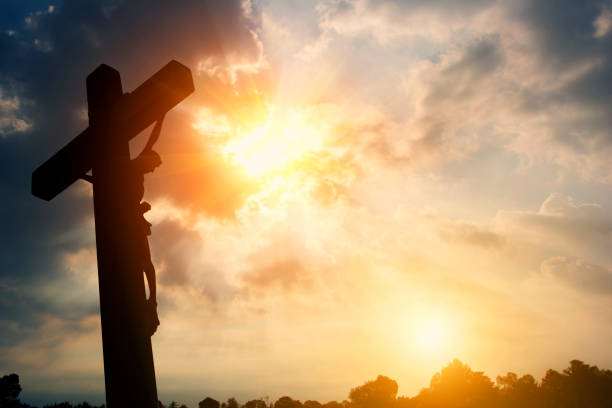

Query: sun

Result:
[409,314,453,354]
[418,321,447,350]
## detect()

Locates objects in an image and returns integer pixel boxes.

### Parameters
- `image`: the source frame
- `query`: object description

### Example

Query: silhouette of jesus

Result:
[129,115,165,336]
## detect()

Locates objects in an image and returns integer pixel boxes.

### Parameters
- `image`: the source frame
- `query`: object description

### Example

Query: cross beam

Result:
[32,60,194,201]
[32,60,194,407]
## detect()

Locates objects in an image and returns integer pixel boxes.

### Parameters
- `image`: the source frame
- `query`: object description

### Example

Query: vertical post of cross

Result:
[32,59,194,407]
[87,65,158,407]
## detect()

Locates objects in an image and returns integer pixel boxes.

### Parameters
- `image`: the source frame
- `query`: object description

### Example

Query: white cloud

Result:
[196,29,268,85]
[0,88,32,136]
[594,6,612,38]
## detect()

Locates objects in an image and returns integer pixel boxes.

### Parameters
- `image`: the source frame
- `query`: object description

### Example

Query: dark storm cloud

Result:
[0,0,262,347]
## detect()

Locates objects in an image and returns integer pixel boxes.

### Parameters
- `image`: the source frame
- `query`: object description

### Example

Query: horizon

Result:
[1,0,612,407]
[7,358,612,407]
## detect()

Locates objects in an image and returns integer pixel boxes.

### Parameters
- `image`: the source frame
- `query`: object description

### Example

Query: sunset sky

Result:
[2,0,612,406]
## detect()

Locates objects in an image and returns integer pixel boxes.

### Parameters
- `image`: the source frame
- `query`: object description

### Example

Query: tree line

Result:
[2,359,612,408]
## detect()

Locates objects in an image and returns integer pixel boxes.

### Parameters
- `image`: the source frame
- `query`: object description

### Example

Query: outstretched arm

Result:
[141,237,157,304]
[132,114,164,175]
[140,113,166,155]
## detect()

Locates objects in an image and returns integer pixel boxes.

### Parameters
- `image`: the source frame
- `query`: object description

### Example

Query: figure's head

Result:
[138,150,162,174]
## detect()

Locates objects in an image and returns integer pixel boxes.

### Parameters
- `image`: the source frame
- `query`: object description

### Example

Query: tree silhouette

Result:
[348,375,398,408]
[41,402,103,408]
[395,396,415,408]
[540,360,612,408]
[199,397,220,408]
[0,374,22,408]
[243,399,268,408]
[221,398,240,408]
[5,359,612,408]
[497,372,539,408]
[412,359,497,408]
[273,396,302,408]
[321,402,344,408]
[167,402,188,408]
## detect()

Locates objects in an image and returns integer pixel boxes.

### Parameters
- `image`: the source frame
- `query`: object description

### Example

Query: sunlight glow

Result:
[222,106,324,178]
[418,321,447,350]
[409,313,455,355]
[192,103,351,208]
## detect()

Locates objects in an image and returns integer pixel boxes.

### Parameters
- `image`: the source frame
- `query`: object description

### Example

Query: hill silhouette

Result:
[2,359,612,408]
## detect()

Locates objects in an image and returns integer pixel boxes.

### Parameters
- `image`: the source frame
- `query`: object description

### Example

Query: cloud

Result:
[479,193,612,286]
[315,0,495,45]
[243,258,309,291]
[0,0,267,272]
[0,313,104,405]
[4,1,612,404]
[433,218,505,249]
[239,237,315,296]
[0,86,31,136]
[144,213,239,309]
[1,0,264,137]
[422,37,503,107]
[150,219,201,287]
[0,0,266,372]
[541,256,612,295]
[594,6,612,38]
[343,36,505,171]
[143,110,260,218]
[299,0,612,183]
[496,193,612,243]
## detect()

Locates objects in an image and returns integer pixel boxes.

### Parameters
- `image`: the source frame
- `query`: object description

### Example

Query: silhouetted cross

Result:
[32,61,194,408]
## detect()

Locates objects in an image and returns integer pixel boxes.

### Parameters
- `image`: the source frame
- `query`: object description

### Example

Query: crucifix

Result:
[32,60,195,407]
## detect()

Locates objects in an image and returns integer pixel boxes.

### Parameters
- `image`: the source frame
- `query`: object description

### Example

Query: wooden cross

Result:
[32,60,194,407]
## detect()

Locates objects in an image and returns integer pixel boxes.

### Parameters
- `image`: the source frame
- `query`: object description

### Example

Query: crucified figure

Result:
[130,114,165,336]
[81,118,164,336]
